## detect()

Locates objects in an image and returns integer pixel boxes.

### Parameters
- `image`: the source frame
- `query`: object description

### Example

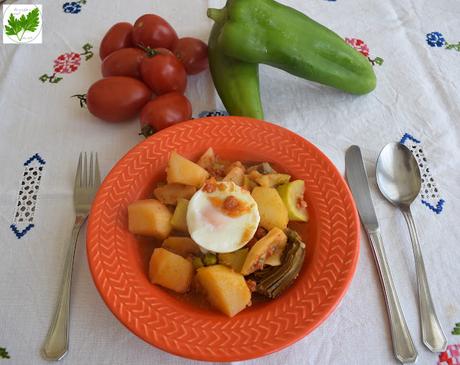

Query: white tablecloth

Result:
[1,0,459,364]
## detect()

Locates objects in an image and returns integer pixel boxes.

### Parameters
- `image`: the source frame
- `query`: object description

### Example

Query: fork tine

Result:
[94,152,101,186]
[75,152,83,187]
[89,152,94,187]
[83,152,88,187]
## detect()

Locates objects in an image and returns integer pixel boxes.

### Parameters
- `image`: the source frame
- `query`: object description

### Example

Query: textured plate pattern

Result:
[87,117,359,362]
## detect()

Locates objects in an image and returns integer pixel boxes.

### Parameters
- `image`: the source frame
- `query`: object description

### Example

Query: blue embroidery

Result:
[400,133,421,145]
[421,199,445,214]
[63,2,81,13]
[400,133,445,215]
[426,32,446,47]
[198,110,229,118]
[10,224,35,239]
[24,153,46,166]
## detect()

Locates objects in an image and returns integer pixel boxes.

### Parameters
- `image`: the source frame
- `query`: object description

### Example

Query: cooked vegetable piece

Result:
[277,180,309,221]
[247,162,276,174]
[162,236,201,257]
[253,229,306,298]
[128,199,172,239]
[149,248,194,293]
[223,166,245,186]
[167,151,210,187]
[251,187,288,230]
[170,198,189,232]
[195,264,251,317]
[242,175,258,192]
[154,183,194,205]
[240,227,287,275]
[218,248,248,272]
[203,252,217,266]
[255,173,290,188]
[154,183,196,205]
[197,147,216,170]
[192,256,204,269]
[264,247,283,266]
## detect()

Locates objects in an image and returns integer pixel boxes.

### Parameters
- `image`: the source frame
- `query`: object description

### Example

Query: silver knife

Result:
[345,145,418,364]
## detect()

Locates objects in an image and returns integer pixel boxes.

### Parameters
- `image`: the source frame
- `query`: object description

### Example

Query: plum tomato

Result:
[101,48,146,79]
[140,92,192,136]
[132,14,178,50]
[140,52,187,95]
[173,37,209,75]
[87,77,151,123]
[99,22,134,60]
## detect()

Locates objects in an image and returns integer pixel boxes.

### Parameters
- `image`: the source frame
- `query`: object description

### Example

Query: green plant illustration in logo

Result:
[4,7,40,42]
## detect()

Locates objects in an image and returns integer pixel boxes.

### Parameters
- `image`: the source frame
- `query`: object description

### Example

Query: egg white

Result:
[186,181,260,253]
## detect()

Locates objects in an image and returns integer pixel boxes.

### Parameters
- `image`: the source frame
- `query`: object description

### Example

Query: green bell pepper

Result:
[208,0,376,95]
[208,10,264,119]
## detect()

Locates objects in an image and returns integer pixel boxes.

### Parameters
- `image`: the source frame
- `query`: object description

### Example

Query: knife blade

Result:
[345,145,417,364]
[345,145,379,231]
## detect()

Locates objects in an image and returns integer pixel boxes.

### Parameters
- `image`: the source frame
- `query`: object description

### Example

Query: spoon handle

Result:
[368,230,417,363]
[402,208,447,353]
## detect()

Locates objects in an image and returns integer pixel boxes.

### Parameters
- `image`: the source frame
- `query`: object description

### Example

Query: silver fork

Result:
[42,152,101,361]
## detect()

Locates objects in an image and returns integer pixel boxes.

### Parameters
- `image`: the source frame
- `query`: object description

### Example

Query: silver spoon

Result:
[376,142,447,353]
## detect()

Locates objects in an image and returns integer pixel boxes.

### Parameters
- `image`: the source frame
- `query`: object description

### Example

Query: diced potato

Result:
[251,187,289,230]
[242,175,258,192]
[255,173,291,188]
[166,151,209,188]
[196,265,251,317]
[153,183,196,205]
[170,198,189,232]
[197,147,216,170]
[162,236,201,257]
[128,199,172,239]
[223,166,245,186]
[218,248,248,272]
[241,227,287,275]
[149,248,194,293]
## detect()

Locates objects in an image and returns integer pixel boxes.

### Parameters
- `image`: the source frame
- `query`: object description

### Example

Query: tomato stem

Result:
[138,44,160,57]
[140,125,156,138]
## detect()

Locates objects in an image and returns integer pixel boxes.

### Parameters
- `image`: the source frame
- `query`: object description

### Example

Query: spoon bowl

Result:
[376,142,421,207]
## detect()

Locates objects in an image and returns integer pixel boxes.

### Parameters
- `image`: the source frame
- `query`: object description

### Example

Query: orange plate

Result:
[87,116,360,362]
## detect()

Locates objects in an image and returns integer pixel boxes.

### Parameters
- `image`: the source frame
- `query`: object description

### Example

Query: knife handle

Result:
[368,230,418,364]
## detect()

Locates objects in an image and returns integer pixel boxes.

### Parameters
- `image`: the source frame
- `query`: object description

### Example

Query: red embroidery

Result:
[53,52,81,74]
[438,344,460,365]
[345,38,369,57]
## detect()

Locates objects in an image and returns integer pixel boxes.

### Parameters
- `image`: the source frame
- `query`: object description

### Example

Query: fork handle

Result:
[42,216,85,361]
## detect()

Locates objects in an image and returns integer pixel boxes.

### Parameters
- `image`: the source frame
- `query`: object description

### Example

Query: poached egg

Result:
[186,180,260,253]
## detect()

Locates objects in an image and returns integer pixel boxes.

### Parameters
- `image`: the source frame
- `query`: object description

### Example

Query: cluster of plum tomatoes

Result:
[86,14,208,136]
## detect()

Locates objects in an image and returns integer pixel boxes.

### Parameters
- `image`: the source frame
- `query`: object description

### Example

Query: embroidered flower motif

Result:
[438,344,460,365]
[63,2,81,14]
[39,43,93,84]
[345,37,383,66]
[426,32,446,47]
[53,52,81,73]
[425,31,460,52]
[345,38,369,57]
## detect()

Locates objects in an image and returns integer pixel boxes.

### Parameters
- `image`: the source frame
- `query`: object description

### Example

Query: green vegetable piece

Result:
[192,256,204,269]
[203,253,217,266]
[208,0,376,95]
[207,9,264,119]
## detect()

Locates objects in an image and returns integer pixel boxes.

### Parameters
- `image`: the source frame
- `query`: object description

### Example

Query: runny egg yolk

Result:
[186,181,260,253]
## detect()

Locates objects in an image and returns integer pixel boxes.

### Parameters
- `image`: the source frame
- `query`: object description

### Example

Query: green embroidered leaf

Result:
[0,347,10,359]
[20,8,40,33]
[4,13,22,37]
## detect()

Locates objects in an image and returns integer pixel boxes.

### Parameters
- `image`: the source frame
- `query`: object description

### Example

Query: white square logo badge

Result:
[3,4,42,44]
